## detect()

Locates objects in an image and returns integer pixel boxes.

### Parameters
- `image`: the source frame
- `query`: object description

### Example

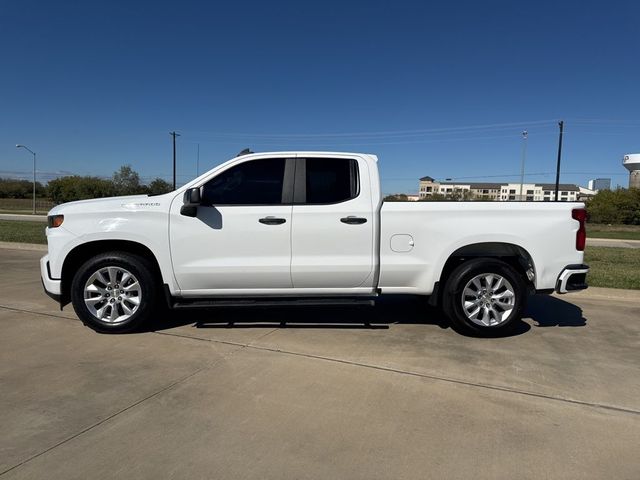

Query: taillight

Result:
[572,208,586,251]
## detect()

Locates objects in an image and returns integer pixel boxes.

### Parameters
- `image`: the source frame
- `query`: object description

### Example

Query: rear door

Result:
[290,156,375,289]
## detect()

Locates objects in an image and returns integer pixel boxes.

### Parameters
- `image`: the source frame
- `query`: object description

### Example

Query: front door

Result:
[290,156,375,289]
[170,156,294,293]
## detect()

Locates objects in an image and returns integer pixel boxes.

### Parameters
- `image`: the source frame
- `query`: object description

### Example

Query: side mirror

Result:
[180,187,201,217]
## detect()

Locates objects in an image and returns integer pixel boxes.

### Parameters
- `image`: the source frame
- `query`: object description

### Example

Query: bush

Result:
[0,178,46,198]
[419,191,475,201]
[383,194,409,202]
[586,188,640,225]
[47,176,115,204]
[45,166,174,203]
[146,178,173,195]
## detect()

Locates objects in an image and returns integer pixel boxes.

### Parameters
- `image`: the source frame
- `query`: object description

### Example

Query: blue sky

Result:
[1,0,639,194]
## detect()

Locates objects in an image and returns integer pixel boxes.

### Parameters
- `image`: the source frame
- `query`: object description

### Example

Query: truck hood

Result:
[48,194,166,215]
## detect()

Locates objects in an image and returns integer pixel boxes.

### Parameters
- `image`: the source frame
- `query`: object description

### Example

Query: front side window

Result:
[304,158,359,204]
[202,158,286,205]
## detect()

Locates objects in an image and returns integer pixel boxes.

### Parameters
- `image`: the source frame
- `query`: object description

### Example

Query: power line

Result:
[180,127,634,147]
[181,119,559,139]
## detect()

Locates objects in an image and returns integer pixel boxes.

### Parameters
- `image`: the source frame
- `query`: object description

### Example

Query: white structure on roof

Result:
[623,154,640,189]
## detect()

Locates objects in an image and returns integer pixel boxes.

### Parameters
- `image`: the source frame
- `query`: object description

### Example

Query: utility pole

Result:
[554,121,564,201]
[170,131,181,190]
[196,143,200,176]
[519,130,528,201]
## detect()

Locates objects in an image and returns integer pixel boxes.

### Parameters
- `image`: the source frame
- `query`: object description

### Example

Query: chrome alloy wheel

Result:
[83,266,142,323]
[461,273,516,327]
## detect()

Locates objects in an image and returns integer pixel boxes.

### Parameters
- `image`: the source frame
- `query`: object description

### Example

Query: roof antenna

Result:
[237,148,254,157]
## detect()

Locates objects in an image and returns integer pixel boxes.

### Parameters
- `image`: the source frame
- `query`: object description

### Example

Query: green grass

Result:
[584,246,640,290]
[588,224,640,240]
[0,220,47,244]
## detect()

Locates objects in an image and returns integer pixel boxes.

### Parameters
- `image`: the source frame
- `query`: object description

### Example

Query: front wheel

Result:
[70,252,158,333]
[442,259,527,336]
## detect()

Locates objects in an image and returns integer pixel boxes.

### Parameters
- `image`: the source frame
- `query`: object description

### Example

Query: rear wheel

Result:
[71,252,158,333]
[443,259,526,336]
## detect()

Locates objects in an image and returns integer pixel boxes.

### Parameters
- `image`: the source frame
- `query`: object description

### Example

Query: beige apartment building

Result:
[419,176,580,202]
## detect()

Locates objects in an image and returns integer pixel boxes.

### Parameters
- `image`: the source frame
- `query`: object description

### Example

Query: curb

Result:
[554,286,640,303]
[587,237,640,245]
[586,238,640,249]
[0,241,47,252]
[0,214,48,222]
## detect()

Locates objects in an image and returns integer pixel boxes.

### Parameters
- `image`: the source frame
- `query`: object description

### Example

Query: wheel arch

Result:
[432,242,536,306]
[60,240,164,307]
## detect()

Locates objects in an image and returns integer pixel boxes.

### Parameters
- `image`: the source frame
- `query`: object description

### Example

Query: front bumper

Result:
[555,264,589,293]
[40,254,61,297]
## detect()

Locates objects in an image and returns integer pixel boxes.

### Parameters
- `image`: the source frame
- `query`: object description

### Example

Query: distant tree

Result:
[383,194,409,202]
[44,166,174,204]
[419,191,475,201]
[112,165,142,196]
[47,176,114,203]
[450,189,475,201]
[419,193,447,201]
[0,178,46,198]
[586,188,640,225]
[146,178,173,195]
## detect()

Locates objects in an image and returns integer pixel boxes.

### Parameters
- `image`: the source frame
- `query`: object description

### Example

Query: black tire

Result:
[442,258,526,336]
[70,251,158,333]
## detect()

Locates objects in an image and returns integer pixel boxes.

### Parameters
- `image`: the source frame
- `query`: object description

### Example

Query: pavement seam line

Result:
[5,305,640,416]
[0,332,257,477]
[156,330,640,417]
[246,345,640,416]
[0,367,207,477]
[0,305,79,322]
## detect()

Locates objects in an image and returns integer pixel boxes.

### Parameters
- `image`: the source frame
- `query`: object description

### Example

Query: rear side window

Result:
[202,158,286,205]
[305,158,359,204]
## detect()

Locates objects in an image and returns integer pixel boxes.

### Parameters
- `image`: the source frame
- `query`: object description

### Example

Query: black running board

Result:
[171,296,376,309]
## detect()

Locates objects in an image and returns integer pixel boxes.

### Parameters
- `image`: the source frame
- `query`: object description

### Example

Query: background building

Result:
[587,178,611,191]
[419,177,579,201]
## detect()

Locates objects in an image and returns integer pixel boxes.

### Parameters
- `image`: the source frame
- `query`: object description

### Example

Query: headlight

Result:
[47,215,64,228]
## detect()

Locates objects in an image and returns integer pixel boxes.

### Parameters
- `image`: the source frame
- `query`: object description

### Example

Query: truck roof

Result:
[238,151,378,161]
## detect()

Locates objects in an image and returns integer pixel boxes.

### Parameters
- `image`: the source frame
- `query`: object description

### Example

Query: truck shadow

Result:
[148,294,586,335]
[524,294,587,328]
[150,296,444,332]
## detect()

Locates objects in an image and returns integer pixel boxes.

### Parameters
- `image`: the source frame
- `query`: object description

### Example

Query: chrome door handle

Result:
[259,216,286,225]
[340,216,367,225]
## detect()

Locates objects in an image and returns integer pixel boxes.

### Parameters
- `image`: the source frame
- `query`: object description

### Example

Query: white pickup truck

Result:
[41,151,589,336]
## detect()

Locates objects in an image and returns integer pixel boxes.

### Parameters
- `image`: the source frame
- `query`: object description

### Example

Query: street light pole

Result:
[16,144,37,214]
[519,130,528,201]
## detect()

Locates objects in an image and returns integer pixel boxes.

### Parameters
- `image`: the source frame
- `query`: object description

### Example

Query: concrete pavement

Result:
[1,248,639,479]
